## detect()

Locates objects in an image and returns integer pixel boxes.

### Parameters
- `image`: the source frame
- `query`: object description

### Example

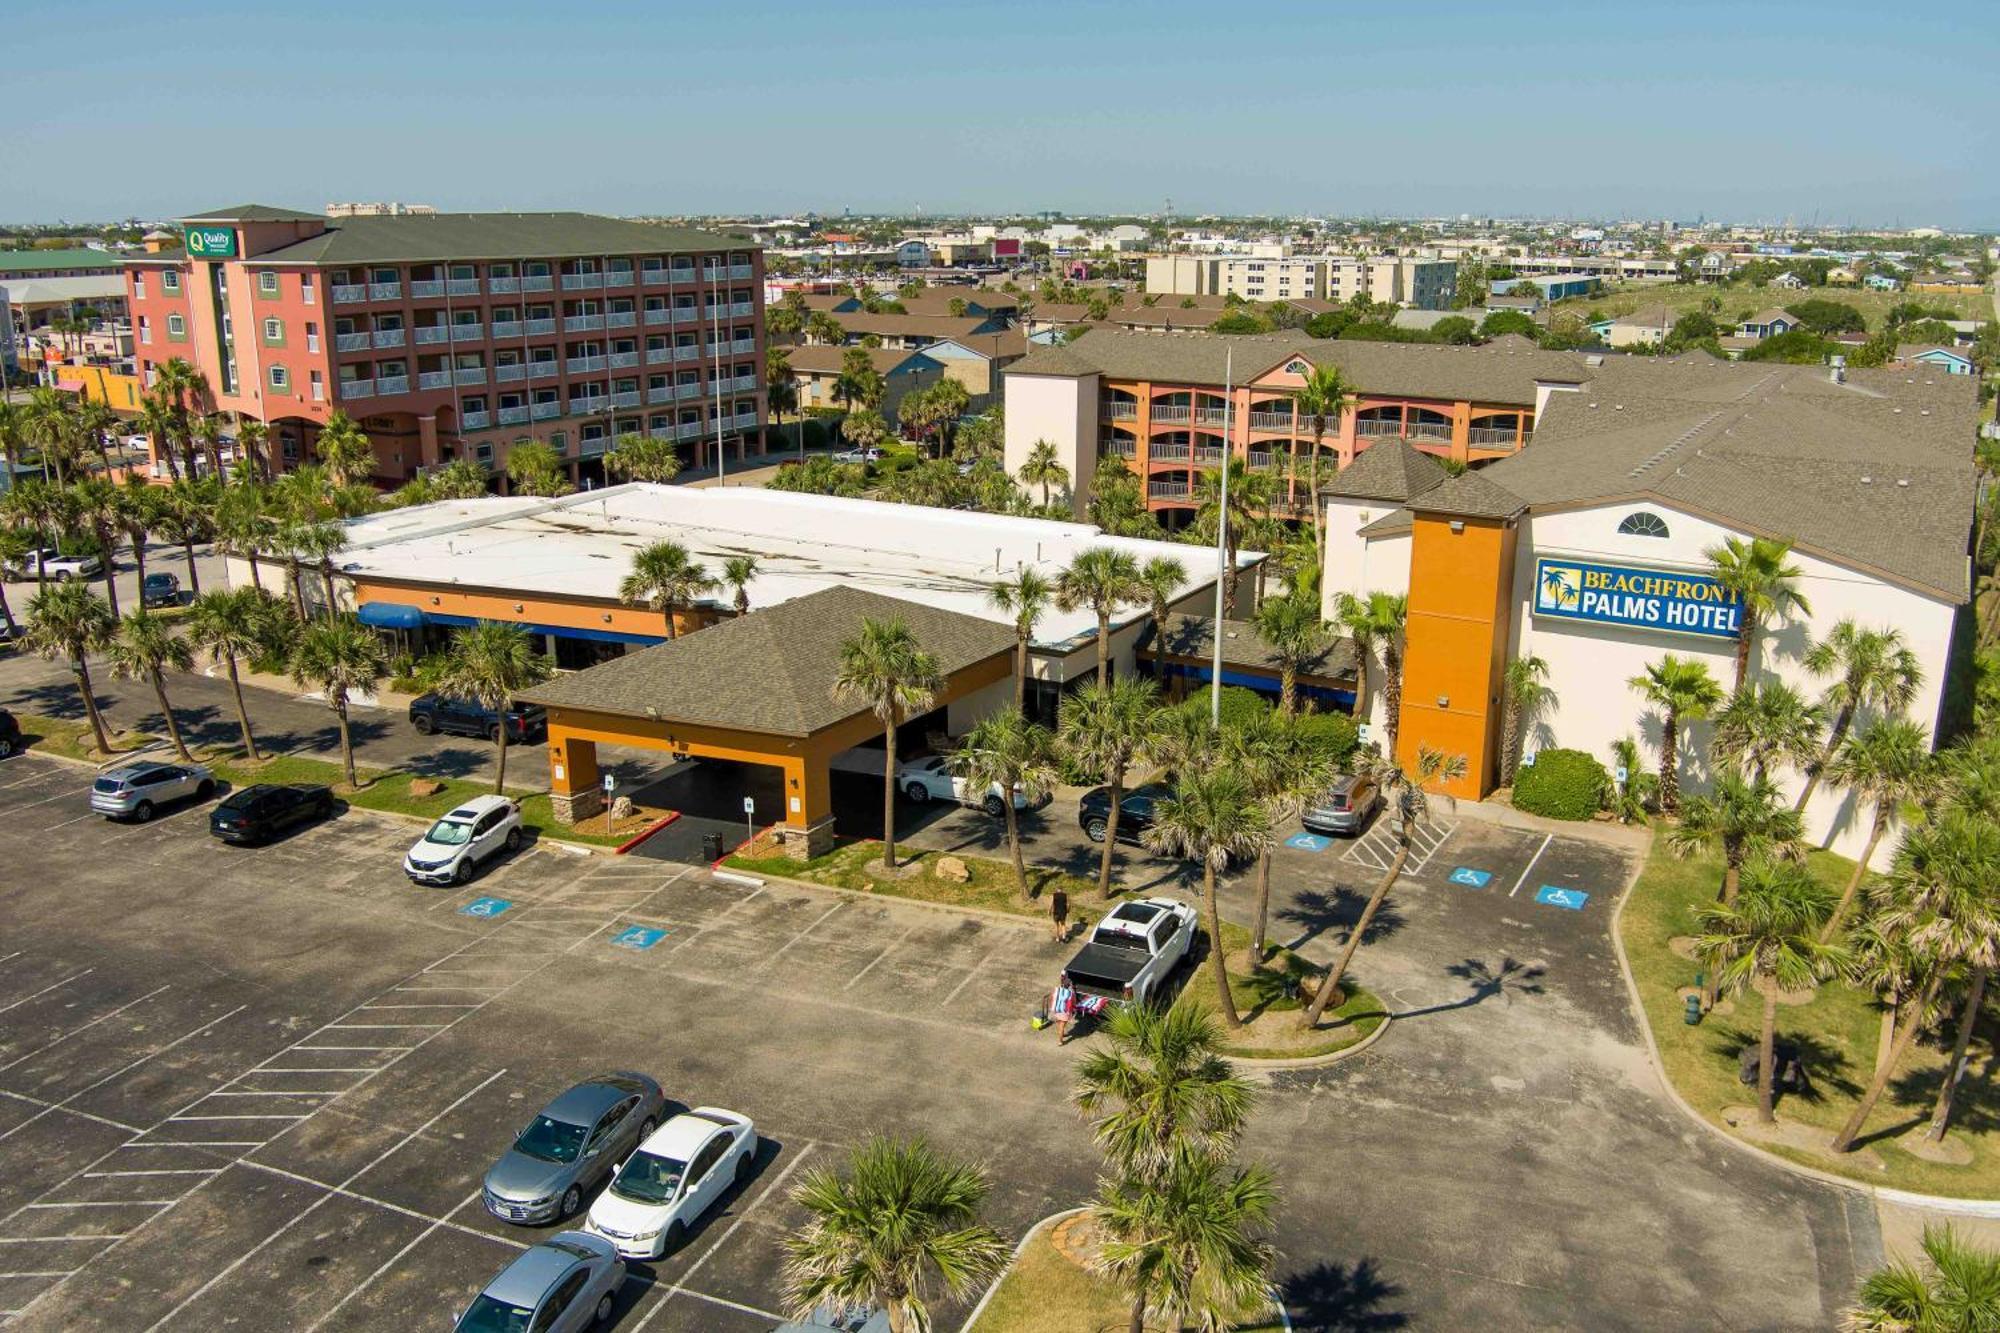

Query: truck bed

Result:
[1064,940,1149,999]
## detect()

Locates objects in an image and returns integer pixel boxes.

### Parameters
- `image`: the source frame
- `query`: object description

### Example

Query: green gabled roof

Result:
[253,213,754,266]
[0,248,123,274]
[180,204,324,223]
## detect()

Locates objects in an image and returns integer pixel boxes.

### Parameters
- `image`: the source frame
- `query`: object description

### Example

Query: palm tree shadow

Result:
[1278,888,1406,954]
[1702,1024,1859,1107]
[1391,956,1546,1020]
[1278,1258,1411,1332]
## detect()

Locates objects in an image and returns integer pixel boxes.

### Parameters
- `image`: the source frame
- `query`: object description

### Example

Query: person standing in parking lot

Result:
[1049,976,1077,1045]
[1049,886,1069,942]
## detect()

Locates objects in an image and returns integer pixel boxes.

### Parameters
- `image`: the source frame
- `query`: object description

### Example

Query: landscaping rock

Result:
[934,855,972,884]
[408,778,444,797]
[610,795,635,821]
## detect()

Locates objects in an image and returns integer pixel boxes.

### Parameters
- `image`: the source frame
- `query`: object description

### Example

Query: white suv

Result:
[896,755,1045,817]
[403,794,523,886]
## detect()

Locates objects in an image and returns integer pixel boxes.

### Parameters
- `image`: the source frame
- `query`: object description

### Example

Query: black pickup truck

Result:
[1061,898,1198,1007]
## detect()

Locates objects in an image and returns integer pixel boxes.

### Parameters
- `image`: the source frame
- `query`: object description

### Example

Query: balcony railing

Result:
[646,346,674,364]
[375,374,410,395]
[414,326,450,345]
[1248,411,1292,431]
[647,386,674,404]
[567,355,607,374]
[369,282,402,301]
[565,315,605,333]
[643,270,671,286]
[448,278,480,297]
[523,318,556,336]
[461,410,491,429]
[528,362,558,380]
[1148,479,1191,500]
[1150,442,1191,462]
[498,405,531,425]
[335,332,371,352]
[1467,426,1522,448]
[1195,407,1230,427]
[341,378,375,398]
[332,285,366,304]
[729,264,753,280]
[1192,444,1224,465]
[373,328,406,349]
[1102,438,1136,458]
[521,274,554,292]
[729,337,756,355]
[729,301,754,317]
[607,311,637,328]
[496,364,530,383]
[645,308,671,325]
[451,323,485,342]
[409,280,445,299]
[675,345,700,362]
[676,382,705,400]
[670,268,697,285]
[1355,418,1402,438]
[455,367,487,386]
[531,401,562,420]
[609,390,640,408]
[561,273,604,290]
[1407,426,1453,444]
[491,320,522,339]
[1101,400,1137,421]
[727,374,759,393]
[731,412,759,430]
[417,370,452,390]
[674,308,698,325]
[1247,450,1275,470]
[609,351,640,369]
[604,270,635,289]
[1152,404,1192,424]
[489,277,521,294]
[678,421,707,440]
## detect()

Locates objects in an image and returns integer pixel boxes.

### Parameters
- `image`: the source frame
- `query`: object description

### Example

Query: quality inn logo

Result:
[1538,564,1582,611]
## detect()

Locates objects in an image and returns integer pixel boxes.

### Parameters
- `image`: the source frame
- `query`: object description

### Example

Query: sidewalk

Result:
[1453,792,1654,855]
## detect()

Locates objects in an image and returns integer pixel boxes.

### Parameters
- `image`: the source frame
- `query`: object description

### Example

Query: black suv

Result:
[140,572,181,609]
[408,693,546,742]
[1078,782,1172,846]
[0,709,20,758]
[209,783,335,845]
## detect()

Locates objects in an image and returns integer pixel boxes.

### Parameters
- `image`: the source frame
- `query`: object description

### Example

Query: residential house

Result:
[910,329,1027,408]
[1897,345,1975,376]
[1736,309,1796,340]
[783,344,943,422]
[806,310,1005,350]
[1589,305,1675,348]
[1770,271,1808,290]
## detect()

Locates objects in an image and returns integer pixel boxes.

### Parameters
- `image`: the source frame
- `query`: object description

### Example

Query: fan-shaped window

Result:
[1617,511,1670,538]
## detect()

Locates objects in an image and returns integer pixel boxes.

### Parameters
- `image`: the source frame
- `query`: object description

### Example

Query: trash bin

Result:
[701,832,725,861]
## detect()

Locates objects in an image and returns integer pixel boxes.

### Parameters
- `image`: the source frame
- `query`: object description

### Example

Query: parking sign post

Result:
[603,773,616,835]
[743,795,755,848]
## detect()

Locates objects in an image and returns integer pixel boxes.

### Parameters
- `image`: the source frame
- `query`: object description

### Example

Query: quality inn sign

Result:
[183,225,237,258]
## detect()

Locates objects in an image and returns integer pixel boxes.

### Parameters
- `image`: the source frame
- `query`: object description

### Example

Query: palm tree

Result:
[136,393,178,483]
[1710,680,1825,786]
[287,517,347,617]
[1094,1146,1278,1333]
[1019,438,1069,508]
[437,622,554,793]
[1335,591,1407,753]
[106,611,197,761]
[22,388,80,484]
[1499,655,1554,786]
[1056,547,1141,683]
[1072,1002,1254,1184]
[504,439,571,497]
[0,400,24,487]
[115,476,162,599]
[838,407,889,454]
[159,476,222,595]
[1135,555,1189,641]
[1706,534,1811,690]
[1228,712,1333,969]
[603,432,683,485]
[988,566,1052,709]
[235,418,270,482]
[314,411,374,487]
[1693,860,1844,1123]
[781,1137,1009,1333]
[1841,1224,2000,1332]
[185,587,278,761]
[1145,768,1269,1029]
[1290,364,1355,555]
[153,357,209,481]
[1300,746,1466,1028]
[833,617,942,871]
[1628,654,1726,813]
[67,476,124,617]
[1059,677,1162,900]
[1192,460,1272,617]
[619,540,715,640]
[1795,622,1922,815]
[213,481,275,592]
[949,708,1056,900]
[0,528,28,637]
[429,458,492,499]
[1832,812,2000,1153]
[25,580,117,755]
[722,555,759,614]
[192,413,224,479]
[1670,769,1804,909]
[1819,718,1934,937]
[289,614,386,788]
[76,399,118,475]
[1251,590,1330,716]
[2,478,69,587]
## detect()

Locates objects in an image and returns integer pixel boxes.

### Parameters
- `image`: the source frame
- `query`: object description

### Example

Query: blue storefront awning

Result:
[355,601,425,629]
[354,602,665,647]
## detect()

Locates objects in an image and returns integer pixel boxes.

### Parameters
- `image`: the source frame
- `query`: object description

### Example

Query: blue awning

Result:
[420,611,663,647]
[355,601,425,630]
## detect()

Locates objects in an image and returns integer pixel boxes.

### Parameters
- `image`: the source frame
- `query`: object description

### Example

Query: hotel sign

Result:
[1533,557,1741,640]
[183,226,237,259]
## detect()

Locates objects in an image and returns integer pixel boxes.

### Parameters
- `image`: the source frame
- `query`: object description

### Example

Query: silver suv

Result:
[91,760,216,822]
[1301,773,1381,836]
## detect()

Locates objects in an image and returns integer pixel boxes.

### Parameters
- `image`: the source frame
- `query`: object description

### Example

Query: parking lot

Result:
[0,749,1884,1330]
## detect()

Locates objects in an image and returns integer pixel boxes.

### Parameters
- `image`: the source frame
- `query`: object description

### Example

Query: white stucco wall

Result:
[1319,497,1413,744]
[1511,501,1959,867]
[947,676,1015,734]
[1003,371,1096,516]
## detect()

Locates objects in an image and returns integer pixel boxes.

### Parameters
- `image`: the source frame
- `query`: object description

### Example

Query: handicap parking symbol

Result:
[459,896,513,919]
[1448,867,1493,889]
[612,926,668,951]
[1285,832,1333,853]
[1534,885,1589,911]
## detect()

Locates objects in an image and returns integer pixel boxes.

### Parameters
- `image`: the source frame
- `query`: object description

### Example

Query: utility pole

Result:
[1210,348,1232,728]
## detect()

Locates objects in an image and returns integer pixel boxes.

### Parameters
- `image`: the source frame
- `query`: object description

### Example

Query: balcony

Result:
[1247,450,1276,470]
[1148,479,1191,500]
[603,270,635,289]
[521,274,555,292]
[1150,441,1191,462]
[670,268,697,286]
[729,264,753,280]
[678,421,707,441]
[731,412,759,431]
[409,280,445,299]
[607,311,637,329]
[1192,443,1225,465]
[646,346,674,364]
[673,308,698,325]
[729,337,756,355]
[528,362,559,380]
[448,278,480,297]
[332,284,367,304]
[523,318,557,336]
[729,374,759,393]
[561,273,604,290]
[373,328,406,349]
[567,355,607,374]
[1248,411,1293,431]
[418,370,453,390]
[1468,426,1522,448]
[647,386,674,404]
[491,320,523,339]
[461,410,491,430]
[531,402,562,420]
[1152,404,1192,424]
[729,301,754,317]
[495,363,530,383]
[609,351,640,369]
[610,390,641,409]
[414,326,450,345]
[335,332,371,352]
[451,323,485,342]
[489,276,521,294]
[1102,439,1136,459]
[498,405,531,425]
[376,374,410,395]
[569,395,607,415]
[565,315,605,333]
[643,270,671,286]
[369,282,402,301]
[340,378,375,398]
[1196,407,1230,428]
[1101,400,1137,421]
[675,345,700,363]
[454,367,486,386]
[677,382,705,401]
[645,308,672,326]
[1407,426,1453,445]
[1355,418,1401,439]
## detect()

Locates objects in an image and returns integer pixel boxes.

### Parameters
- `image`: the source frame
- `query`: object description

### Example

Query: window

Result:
[1617,511,1671,538]
[310,370,324,402]
[161,270,181,294]
[268,364,289,391]
[138,316,151,344]
[263,317,283,344]
[133,274,146,300]
[301,272,314,303]
[258,271,279,296]
[166,313,186,339]
[305,322,319,353]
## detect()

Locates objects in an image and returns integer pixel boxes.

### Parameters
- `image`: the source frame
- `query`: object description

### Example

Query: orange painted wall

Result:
[1397,513,1518,800]
[351,578,711,640]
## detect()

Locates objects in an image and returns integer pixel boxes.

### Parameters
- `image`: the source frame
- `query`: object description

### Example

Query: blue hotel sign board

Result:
[183,225,237,258]
[1533,558,1741,641]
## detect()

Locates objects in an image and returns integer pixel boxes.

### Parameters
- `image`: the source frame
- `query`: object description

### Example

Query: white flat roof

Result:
[335,484,1252,652]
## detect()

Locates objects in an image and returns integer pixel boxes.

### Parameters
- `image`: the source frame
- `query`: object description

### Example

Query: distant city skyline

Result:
[5,0,1994,229]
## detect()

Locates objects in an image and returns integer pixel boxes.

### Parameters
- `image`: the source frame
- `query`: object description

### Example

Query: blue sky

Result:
[6,0,1994,227]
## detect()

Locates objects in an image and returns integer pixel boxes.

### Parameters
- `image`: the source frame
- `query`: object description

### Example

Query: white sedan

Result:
[831,446,882,463]
[896,755,1044,817]
[584,1108,758,1259]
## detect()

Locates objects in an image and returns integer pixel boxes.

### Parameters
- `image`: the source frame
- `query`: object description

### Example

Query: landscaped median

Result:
[724,839,1384,1063]
[1620,838,2000,1198]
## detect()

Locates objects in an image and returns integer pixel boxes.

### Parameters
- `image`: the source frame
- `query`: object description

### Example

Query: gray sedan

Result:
[90,760,216,822]
[454,1231,624,1332]
[482,1073,667,1224]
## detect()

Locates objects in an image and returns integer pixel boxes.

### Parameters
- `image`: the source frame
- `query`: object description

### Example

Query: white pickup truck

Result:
[1061,898,1198,1008]
[7,548,103,582]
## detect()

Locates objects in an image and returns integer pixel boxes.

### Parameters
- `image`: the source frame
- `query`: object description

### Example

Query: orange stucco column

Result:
[547,730,603,822]
[1448,402,1472,464]
[417,414,440,469]
[1396,513,1518,801]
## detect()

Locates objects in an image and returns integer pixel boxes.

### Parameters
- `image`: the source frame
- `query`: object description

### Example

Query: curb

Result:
[1606,854,2000,1216]
[1223,1009,1394,1073]
[721,865,1051,935]
[613,810,681,855]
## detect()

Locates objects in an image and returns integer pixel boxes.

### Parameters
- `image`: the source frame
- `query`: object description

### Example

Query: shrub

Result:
[1511,747,1610,821]
[1176,685,1271,732]
[1296,710,1361,767]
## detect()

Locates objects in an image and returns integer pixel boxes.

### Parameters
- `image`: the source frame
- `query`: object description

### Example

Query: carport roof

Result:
[1142,614,1358,682]
[517,586,1016,737]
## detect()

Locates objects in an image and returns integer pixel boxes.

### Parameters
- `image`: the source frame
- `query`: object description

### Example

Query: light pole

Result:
[1210,348,1232,729]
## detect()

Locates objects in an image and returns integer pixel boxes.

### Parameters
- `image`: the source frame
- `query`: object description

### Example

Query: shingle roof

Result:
[247,213,750,265]
[1321,436,1449,504]
[782,345,935,376]
[1405,468,1528,521]
[824,311,995,341]
[180,204,324,222]
[1142,614,1358,682]
[0,248,122,275]
[1357,508,1414,537]
[1104,306,1227,330]
[517,586,1015,737]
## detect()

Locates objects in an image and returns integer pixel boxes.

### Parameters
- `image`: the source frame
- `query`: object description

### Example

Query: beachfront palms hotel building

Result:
[124,205,766,484]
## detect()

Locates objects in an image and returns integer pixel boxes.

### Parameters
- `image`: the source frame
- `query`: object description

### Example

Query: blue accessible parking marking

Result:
[459,896,513,919]
[1285,832,1333,853]
[612,926,668,951]
[1534,886,1589,911]
[1448,867,1493,889]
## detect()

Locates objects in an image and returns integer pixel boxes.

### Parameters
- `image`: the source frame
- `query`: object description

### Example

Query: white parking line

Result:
[38,813,101,832]
[232,1160,522,1252]
[0,970,94,1017]
[4,785,89,811]
[631,1142,814,1331]
[1508,834,1554,898]
[82,1170,220,1179]
[0,1087,143,1137]
[0,1235,119,1244]
[767,902,845,964]
[300,1188,487,1333]
[0,1005,245,1146]
[0,986,172,1073]
[0,953,23,967]
[842,925,917,991]
[939,948,999,1008]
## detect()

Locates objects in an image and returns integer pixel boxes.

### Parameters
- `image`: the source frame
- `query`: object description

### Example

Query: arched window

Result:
[1617,511,1670,538]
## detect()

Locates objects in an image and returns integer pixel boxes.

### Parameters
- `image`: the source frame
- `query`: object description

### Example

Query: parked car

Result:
[6,548,102,582]
[832,446,882,464]
[895,755,1046,817]
[408,692,546,743]
[1060,897,1197,1008]
[1300,773,1382,836]
[0,709,19,759]
[584,1107,757,1259]
[90,760,216,822]
[402,794,523,886]
[1077,781,1172,846]
[208,783,335,845]
[140,572,181,609]
[482,1073,668,1224]
[453,1231,625,1333]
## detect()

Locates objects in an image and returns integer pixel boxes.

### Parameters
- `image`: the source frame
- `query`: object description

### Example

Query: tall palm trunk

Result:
[1128,1293,1146,1333]
[1833,969,1946,1152]
[286,558,307,620]
[1720,851,1743,907]
[1927,966,1988,1143]
[1381,645,1403,757]
[1500,695,1521,784]
[98,542,121,619]
[1202,862,1241,1029]
[1755,976,1779,1124]
[74,655,112,755]
[880,719,900,870]
[1660,715,1682,814]
[1301,823,1412,1027]
[493,719,510,794]
[1096,766,1127,900]
[0,582,15,637]
[1349,655,1369,727]
[1279,665,1296,717]
[1821,812,1885,940]
[1246,845,1274,971]
[130,533,147,600]
[148,667,191,761]
[184,538,202,595]
[1795,702,1857,815]
[246,551,265,593]
[1733,624,1753,692]
[1307,424,1326,555]
[1013,631,1028,709]
[1096,612,1110,683]
[1877,1001,1899,1079]
[1001,790,1028,900]
[222,653,260,761]
[332,694,358,788]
